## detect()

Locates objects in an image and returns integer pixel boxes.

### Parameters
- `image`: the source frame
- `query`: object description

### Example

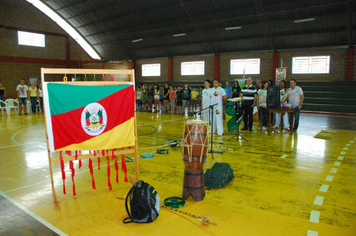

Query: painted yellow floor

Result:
[0,111,355,236]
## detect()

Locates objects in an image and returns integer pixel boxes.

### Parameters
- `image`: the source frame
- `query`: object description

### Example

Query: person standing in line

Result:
[190,86,199,112]
[136,86,142,111]
[0,82,7,102]
[163,83,170,113]
[201,80,212,124]
[16,79,29,115]
[169,85,176,114]
[231,81,241,98]
[210,79,227,136]
[182,84,191,115]
[153,84,161,113]
[198,86,203,110]
[38,83,44,113]
[141,87,147,112]
[256,81,269,130]
[240,77,257,131]
[274,80,289,129]
[282,79,304,132]
[146,84,154,112]
[29,82,39,114]
[175,85,184,114]
[224,81,232,99]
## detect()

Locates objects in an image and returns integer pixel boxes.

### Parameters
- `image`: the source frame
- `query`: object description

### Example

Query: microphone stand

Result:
[205,103,224,159]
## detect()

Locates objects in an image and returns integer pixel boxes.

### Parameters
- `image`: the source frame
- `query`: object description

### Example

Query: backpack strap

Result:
[123,182,136,224]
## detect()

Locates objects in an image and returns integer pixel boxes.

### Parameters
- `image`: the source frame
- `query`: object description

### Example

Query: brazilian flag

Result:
[225,102,237,132]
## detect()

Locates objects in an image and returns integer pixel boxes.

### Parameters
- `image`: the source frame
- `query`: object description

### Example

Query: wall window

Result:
[230,58,260,75]
[142,63,161,77]
[181,61,205,76]
[292,56,330,74]
[18,31,45,47]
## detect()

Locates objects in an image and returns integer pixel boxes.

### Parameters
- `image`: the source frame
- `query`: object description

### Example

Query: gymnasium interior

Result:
[0,0,355,236]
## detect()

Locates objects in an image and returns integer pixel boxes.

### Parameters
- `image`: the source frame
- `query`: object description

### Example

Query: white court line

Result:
[337,156,344,160]
[309,211,320,223]
[340,151,347,155]
[313,196,324,206]
[319,184,329,192]
[307,230,318,236]
[325,175,334,182]
[345,143,351,147]
[343,147,349,151]
[330,168,338,173]
[334,161,341,166]
[0,190,67,236]
[280,154,288,158]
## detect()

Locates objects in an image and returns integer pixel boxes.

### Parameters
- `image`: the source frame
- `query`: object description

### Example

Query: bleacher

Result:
[297,81,356,114]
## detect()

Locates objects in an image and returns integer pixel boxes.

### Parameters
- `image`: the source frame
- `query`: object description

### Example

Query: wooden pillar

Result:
[346,46,354,81]
[272,51,279,81]
[214,55,219,79]
[168,58,173,81]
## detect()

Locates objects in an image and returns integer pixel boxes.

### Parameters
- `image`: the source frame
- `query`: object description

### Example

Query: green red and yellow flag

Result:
[43,83,135,153]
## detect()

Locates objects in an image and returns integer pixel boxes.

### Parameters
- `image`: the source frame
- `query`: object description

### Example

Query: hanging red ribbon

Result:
[115,158,119,183]
[60,151,66,194]
[65,150,71,156]
[110,75,114,81]
[78,150,82,169]
[69,160,76,196]
[88,158,96,189]
[106,155,112,190]
[121,147,128,182]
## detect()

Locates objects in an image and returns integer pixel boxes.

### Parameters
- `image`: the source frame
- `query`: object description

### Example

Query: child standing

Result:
[175,86,183,114]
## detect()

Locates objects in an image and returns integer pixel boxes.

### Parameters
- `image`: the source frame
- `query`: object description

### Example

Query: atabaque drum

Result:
[181,120,209,202]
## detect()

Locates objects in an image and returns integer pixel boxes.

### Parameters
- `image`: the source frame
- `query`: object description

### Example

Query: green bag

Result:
[204,163,234,189]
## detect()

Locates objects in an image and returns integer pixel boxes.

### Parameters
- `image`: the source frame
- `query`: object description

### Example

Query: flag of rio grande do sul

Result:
[43,83,135,153]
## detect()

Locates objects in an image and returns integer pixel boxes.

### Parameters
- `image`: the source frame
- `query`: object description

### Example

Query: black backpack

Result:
[123,180,160,224]
[204,163,234,189]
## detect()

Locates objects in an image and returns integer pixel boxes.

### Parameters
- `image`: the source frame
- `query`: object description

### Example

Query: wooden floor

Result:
[0,111,355,236]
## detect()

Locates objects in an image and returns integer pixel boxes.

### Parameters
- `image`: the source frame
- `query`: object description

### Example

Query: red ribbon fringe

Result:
[88,158,96,189]
[106,156,112,190]
[60,151,66,194]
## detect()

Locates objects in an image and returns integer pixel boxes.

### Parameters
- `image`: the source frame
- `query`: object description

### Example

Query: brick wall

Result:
[279,48,347,81]
[135,58,169,82]
[0,0,95,98]
[82,61,134,81]
[172,55,214,82]
[135,48,354,85]
[219,52,273,82]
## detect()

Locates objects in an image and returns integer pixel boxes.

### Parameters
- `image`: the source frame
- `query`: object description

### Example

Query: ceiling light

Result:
[173,33,186,37]
[294,18,315,23]
[26,0,101,60]
[225,26,242,31]
[132,38,143,43]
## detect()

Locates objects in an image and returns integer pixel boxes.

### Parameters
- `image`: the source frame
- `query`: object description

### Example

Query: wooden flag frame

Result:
[41,68,139,206]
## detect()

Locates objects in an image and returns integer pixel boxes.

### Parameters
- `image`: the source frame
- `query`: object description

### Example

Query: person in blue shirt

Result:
[224,81,232,99]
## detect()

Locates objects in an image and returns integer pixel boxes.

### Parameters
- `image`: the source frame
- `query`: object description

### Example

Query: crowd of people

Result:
[0,79,43,115]
[136,78,304,133]
[2,77,304,132]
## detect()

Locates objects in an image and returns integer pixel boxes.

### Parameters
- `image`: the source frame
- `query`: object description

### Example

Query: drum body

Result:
[181,120,209,201]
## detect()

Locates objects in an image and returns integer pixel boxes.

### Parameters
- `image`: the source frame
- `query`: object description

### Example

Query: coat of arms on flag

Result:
[81,103,107,136]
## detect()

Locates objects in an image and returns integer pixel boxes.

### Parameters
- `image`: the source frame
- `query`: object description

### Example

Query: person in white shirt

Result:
[282,79,304,131]
[210,79,227,135]
[201,79,212,123]
[16,79,29,115]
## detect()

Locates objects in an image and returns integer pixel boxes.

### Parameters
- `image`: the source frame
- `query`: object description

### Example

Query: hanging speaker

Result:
[267,87,280,108]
